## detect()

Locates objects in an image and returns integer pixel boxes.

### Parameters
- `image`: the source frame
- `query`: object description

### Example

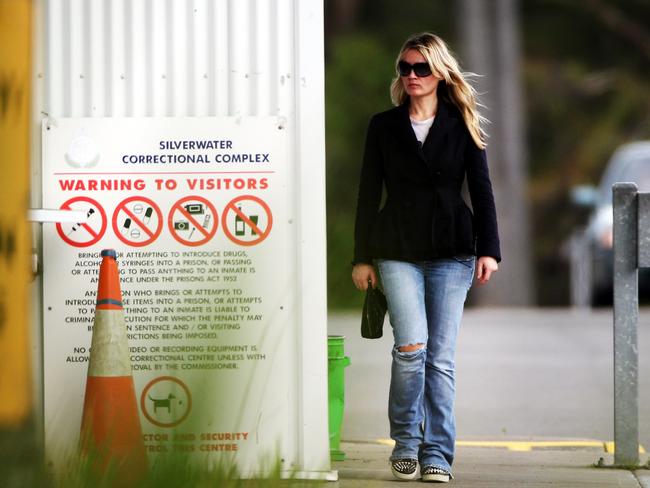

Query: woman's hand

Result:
[476,256,498,285]
[352,264,377,291]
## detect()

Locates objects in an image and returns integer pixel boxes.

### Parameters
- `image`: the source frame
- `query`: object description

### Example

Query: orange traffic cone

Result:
[80,249,147,483]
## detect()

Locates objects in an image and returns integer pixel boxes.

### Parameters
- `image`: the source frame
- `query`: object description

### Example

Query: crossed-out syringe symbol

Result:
[67,208,95,236]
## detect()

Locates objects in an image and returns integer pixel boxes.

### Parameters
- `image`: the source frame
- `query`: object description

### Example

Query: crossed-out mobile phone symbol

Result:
[168,196,218,246]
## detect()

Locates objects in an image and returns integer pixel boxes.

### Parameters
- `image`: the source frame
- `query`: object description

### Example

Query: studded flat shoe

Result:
[421,465,451,483]
[390,458,419,480]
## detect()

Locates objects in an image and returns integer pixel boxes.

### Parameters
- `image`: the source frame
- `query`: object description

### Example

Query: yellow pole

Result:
[0,0,33,426]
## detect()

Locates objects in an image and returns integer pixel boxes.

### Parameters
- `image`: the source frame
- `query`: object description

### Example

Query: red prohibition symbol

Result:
[56,196,107,247]
[222,195,273,246]
[112,196,163,247]
[168,195,218,247]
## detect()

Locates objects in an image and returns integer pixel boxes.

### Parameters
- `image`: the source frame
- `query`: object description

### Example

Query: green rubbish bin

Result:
[328,335,351,461]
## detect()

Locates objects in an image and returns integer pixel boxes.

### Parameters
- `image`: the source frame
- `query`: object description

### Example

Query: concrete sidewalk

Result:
[332,441,650,487]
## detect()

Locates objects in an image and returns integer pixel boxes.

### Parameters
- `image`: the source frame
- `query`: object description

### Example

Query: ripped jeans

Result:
[377,258,474,473]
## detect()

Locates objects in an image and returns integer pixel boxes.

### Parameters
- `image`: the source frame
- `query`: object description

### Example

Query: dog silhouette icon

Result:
[148,393,176,414]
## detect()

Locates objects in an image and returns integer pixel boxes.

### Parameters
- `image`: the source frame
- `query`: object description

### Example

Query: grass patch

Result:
[1,429,325,488]
[49,444,324,488]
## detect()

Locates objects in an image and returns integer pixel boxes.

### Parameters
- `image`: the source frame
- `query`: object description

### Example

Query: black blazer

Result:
[353,96,501,265]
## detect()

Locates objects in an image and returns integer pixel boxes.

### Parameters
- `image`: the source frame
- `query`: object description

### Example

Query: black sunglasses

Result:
[398,61,432,77]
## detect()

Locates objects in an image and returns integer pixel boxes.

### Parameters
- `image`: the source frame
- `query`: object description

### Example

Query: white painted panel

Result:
[109,0,126,116]
[170,0,188,115]
[252,0,271,116]
[46,0,64,116]
[130,0,147,116]
[43,0,302,119]
[214,0,229,115]
[294,0,329,471]
[151,2,167,116]
[275,0,293,116]
[88,0,106,116]
[228,0,250,116]
[68,0,84,116]
[192,0,208,116]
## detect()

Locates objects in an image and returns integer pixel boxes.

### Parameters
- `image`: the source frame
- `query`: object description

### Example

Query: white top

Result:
[410,116,435,144]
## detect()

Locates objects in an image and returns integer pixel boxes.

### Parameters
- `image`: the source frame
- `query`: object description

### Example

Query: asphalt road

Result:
[329,308,650,450]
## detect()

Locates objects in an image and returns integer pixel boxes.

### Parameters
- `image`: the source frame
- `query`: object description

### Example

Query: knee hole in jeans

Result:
[398,343,425,353]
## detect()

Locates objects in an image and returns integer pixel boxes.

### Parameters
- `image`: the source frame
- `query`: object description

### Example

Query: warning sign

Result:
[42,117,316,476]
[168,196,218,247]
[140,376,192,428]
[222,195,273,246]
[112,196,163,247]
[56,196,107,247]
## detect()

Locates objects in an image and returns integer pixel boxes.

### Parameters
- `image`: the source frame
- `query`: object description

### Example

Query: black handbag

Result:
[361,285,388,339]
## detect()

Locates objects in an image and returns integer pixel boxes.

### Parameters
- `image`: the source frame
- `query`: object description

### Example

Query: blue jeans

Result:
[377,258,475,473]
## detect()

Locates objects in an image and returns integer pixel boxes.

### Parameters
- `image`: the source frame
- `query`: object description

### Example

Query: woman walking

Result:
[351,32,501,483]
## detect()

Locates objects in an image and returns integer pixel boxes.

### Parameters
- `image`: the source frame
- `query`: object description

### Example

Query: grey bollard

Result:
[612,182,639,466]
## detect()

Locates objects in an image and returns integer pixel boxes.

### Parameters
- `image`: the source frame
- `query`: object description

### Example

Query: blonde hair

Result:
[390,32,488,149]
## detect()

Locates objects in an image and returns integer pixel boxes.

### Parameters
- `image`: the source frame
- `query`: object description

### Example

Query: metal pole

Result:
[612,182,639,466]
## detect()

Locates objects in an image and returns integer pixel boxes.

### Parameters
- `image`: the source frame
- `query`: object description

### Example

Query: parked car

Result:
[570,141,650,306]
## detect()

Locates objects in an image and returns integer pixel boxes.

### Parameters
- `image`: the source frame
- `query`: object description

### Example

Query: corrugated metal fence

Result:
[44,0,296,118]
[34,0,329,475]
